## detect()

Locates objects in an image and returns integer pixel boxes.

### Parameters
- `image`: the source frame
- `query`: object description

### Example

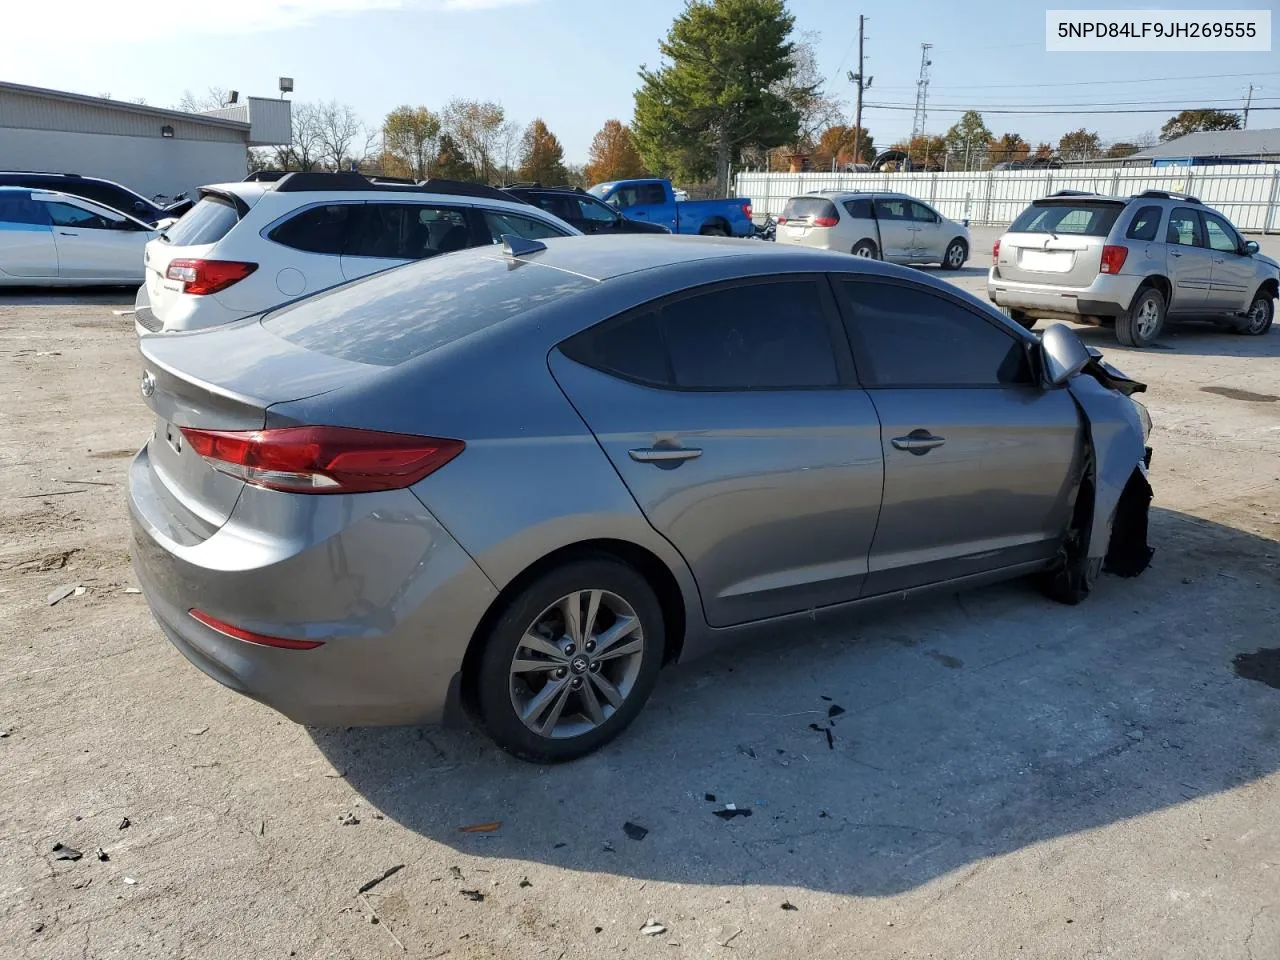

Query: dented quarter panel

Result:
[1065,372,1148,563]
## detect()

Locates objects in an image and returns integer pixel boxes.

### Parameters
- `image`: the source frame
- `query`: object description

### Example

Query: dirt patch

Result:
[0,547,82,574]
[1200,386,1279,403]
[1234,649,1280,690]
[88,449,137,460]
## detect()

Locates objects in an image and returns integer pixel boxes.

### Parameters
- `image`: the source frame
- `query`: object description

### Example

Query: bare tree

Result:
[262,101,325,172]
[774,31,844,149]
[442,99,506,182]
[315,100,366,170]
[497,119,521,182]
[177,87,232,112]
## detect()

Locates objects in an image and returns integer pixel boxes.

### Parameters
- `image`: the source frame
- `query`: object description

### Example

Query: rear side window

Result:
[1166,207,1203,247]
[838,280,1030,387]
[843,198,873,219]
[1010,201,1121,237]
[528,194,578,221]
[0,193,47,224]
[782,197,838,221]
[346,204,471,259]
[65,181,139,213]
[164,197,240,246]
[264,253,593,366]
[562,279,840,390]
[638,183,667,205]
[268,204,357,255]
[481,211,567,243]
[1126,205,1162,241]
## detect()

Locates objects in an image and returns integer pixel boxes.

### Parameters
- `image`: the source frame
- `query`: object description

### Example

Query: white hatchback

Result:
[135,172,581,335]
[0,186,157,286]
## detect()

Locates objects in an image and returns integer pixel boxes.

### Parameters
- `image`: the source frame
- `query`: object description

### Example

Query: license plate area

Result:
[165,421,183,455]
[1018,248,1073,273]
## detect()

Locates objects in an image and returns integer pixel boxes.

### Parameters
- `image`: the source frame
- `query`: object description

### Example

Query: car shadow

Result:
[911,265,989,280]
[310,507,1279,896]
[0,286,135,307]
[1028,320,1279,360]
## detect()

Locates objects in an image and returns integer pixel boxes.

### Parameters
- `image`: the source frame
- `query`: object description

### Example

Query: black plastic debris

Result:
[519,878,532,888]
[357,864,405,894]
[94,847,109,862]
[553,842,566,849]
[704,793,716,803]
[459,889,485,902]
[827,704,846,718]
[781,901,798,911]
[449,865,463,880]
[117,817,131,830]
[1234,648,1280,689]
[713,806,753,821]
[602,840,615,852]
[51,843,82,861]
[337,812,360,826]
[820,695,832,702]
[819,810,830,818]
[623,822,648,841]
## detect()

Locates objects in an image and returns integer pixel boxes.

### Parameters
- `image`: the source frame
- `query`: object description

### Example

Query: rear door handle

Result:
[891,433,946,455]
[1213,257,1225,263]
[1169,251,1183,258]
[58,231,78,236]
[628,446,702,464]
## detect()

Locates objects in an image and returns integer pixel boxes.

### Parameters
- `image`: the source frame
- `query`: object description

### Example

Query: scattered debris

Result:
[819,810,830,818]
[640,919,667,936]
[720,927,743,947]
[117,817,131,830]
[780,901,798,911]
[260,821,265,836]
[359,893,407,952]
[1126,729,1145,742]
[713,805,753,821]
[623,821,648,841]
[820,695,832,702]
[602,840,615,853]
[1234,648,1280,689]
[737,745,758,759]
[552,842,566,849]
[1182,577,1194,585]
[123,877,138,885]
[337,812,360,826]
[459,889,485,902]
[188,726,209,736]
[95,847,109,862]
[458,821,502,833]
[72,586,86,597]
[0,728,10,739]
[123,587,141,595]
[594,926,603,934]
[449,866,464,880]
[807,722,836,750]
[358,864,405,894]
[51,843,82,861]
[59,478,114,487]
[323,769,344,778]
[518,878,532,888]
[18,489,86,499]
[32,922,44,934]
[827,703,846,718]
[704,793,716,803]
[47,584,79,606]
[71,877,91,890]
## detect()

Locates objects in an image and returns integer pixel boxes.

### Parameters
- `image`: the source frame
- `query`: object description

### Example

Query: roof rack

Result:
[269,170,514,201]
[244,170,288,182]
[1048,190,1099,197]
[367,174,420,185]
[420,178,512,201]
[504,181,542,188]
[1136,189,1201,204]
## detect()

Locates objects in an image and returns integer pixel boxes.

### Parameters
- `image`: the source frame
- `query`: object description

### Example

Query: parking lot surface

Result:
[2,241,1278,959]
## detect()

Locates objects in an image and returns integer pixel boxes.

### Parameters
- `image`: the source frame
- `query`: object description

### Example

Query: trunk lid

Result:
[138,320,378,538]
[995,198,1123,288]
[146,192,245,323]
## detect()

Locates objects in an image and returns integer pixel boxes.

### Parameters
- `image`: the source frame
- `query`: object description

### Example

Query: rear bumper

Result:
[987,270,1140,319]
[127,446,499,727]
[135,283,247,334]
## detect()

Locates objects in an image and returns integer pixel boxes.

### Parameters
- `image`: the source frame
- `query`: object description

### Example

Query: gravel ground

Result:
[2,242,1278,960]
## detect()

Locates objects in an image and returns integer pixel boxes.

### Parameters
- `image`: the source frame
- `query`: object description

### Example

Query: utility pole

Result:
[1243,83,1254,128]
[909,42,933,170]
[847,16,870,171]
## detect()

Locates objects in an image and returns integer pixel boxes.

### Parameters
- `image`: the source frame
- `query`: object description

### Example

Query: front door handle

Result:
[1213,257,1225,263]
[891,432,946,455]
[629,446,702,464]
[1170,251,1183,258]
[58,231,79,236]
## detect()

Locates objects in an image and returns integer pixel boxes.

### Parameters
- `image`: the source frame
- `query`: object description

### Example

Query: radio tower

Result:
[909,43,933,169]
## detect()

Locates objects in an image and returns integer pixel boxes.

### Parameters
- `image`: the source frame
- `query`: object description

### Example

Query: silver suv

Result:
[989,190,1278,346]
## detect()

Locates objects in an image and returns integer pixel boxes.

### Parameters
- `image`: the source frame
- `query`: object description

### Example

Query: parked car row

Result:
[0,171,193,224]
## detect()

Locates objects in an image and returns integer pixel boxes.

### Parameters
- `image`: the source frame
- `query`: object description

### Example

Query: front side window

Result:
[1165,207,1203,247]
[69,181,140,213]
[576,196,617,223]
[1201,212,1240,253]
[45,202,117,230]
[909,201,939,223]
[638,183,667,205]
[1125,205,1162,242]
[481,211,567,243]
[838,280,1030,387]
[874,198,910,220]
[530,194,578,221]
[0,193,47,225]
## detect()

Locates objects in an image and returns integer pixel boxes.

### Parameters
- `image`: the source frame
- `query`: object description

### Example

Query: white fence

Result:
[735,164,1280,233]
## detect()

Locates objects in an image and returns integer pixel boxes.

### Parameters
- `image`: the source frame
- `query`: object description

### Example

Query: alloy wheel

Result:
[947,242,965,268]
[1135,296,1161,339]
[1247,297,1272,334]
[508,590,645,739]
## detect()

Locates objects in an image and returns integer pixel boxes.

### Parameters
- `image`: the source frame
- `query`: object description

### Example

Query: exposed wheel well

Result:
[1137,275,1171,304]
[699,218,730,235]
[1255,277,1278,300]
[459,539,688,714]
[853,238,878,252]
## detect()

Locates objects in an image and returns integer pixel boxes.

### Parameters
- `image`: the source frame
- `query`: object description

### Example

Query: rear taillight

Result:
[1099,245,1129,274]
[179,425,464,494]
[166,259,257,295]
[776,216,788,225]
[992,239,1001,261]
[812,216,838,228]
[742,202,753,219]
[188,608,323,650]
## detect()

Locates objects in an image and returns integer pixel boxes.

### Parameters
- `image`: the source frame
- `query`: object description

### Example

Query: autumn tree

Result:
[1105,141,1140,159]
[1160,108,1241,141]
[586,120,648,183]
[634,0,802,195]
[1057,128,1102,161]
[434,133,478,181]
[517,119,568,184]
[382,105,441,179]
[943,111,993,169]
[442,99,507,182]
[809,124,873,170]
[892,134,947,169]
[989,132,1029,165]
[1033,142,1054,159]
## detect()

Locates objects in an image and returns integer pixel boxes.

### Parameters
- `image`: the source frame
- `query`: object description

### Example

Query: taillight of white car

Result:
[166,259,258,295]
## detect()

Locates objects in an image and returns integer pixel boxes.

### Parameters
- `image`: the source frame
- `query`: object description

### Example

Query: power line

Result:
[867,103,1280,115]
[876,96,1279,110]
[868,70,1280,91]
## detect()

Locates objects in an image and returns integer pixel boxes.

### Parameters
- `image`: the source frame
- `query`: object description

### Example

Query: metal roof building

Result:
[0,81,290,203]
[1118,128,1280,167]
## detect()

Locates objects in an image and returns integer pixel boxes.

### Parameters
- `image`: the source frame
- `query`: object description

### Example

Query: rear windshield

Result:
[782,197,839,220]
[263,252,593,366]
[1010,201,1122,237]
[163,196,239,246]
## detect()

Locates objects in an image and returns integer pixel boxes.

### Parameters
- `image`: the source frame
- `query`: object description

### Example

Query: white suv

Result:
[135,172,581,334]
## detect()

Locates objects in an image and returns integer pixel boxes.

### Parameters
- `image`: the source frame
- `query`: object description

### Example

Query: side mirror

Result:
[1041,323,1091,386]
[1243,239,1259,255]
[133,200,148,213]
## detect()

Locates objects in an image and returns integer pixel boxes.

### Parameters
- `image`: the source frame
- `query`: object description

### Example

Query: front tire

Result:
[1116,285,1166,347]
[1007,308,1037,331]
[1041,473,1098,605]
[942,238,967,270]
[852,240,878,259]
[475,558,665,762]
[1238,290,1274,336]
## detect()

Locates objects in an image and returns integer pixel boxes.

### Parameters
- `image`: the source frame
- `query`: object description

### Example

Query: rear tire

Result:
[1116,285,1166,347]
[1238,290,1274,336]
[475,558,665,763]
[699,224,728,238]
[1007,308,1037,331]
[941,238,967,270]
[852,240,878,259]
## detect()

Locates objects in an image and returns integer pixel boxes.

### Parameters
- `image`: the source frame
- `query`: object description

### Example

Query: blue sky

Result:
[5,0,1277,163]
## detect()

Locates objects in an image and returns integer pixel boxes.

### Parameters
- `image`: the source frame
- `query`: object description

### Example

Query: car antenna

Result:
[501,234,547,257]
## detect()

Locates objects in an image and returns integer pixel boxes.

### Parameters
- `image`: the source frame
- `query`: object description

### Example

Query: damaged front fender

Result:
[1065,371,1154,577]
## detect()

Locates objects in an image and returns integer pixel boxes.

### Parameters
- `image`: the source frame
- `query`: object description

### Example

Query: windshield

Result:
[1010,201,1123,237]
[587,183,613,199]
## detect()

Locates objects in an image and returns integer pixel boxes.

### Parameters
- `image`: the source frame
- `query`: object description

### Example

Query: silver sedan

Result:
[128,235,1153,761]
